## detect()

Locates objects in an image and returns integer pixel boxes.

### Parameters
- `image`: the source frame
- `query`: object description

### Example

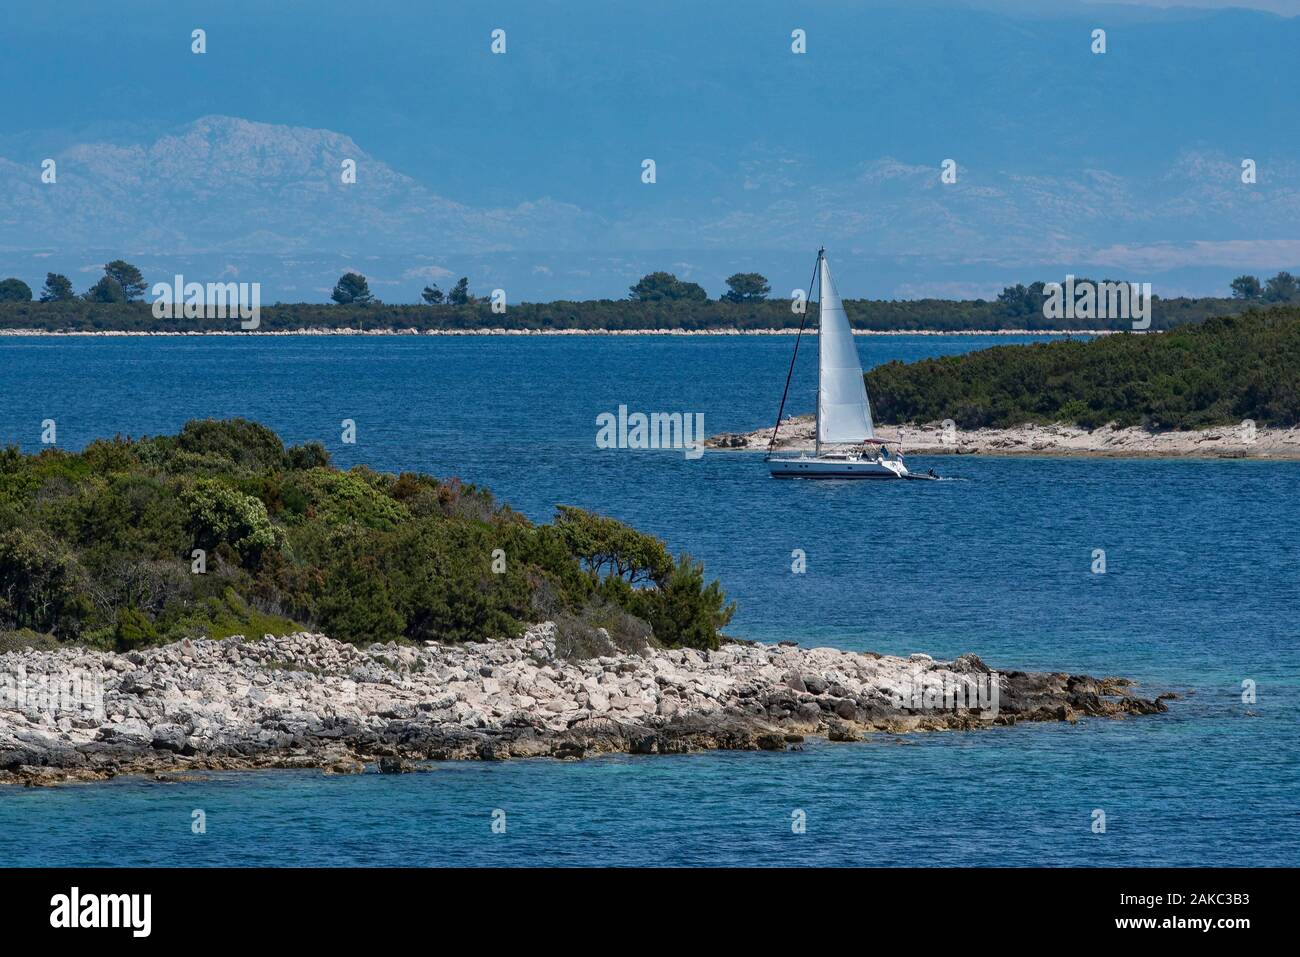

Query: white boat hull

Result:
[768,456,909,480]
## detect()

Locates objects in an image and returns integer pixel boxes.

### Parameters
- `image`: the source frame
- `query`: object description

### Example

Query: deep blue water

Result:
[1,334,1296,866]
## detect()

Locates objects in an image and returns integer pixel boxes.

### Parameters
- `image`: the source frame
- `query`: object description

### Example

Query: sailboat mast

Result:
[814,247,824,460]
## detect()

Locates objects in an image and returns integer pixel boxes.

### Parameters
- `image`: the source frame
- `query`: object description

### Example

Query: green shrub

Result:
[114,607,159,650]
[286,441,330,470]
[0,628,61,653]
[554,505,673,584]
[629,555,735,651]
[156,588,301,643]
[181,478,284,562]
[175,418,286,473]
[280,468,409,530]
[316,552,406,645]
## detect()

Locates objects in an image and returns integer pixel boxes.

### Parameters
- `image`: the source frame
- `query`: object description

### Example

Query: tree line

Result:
[1,261,1294,332]
[1228,272,1300,303]
[326,269,771,306]
[0,261,148,304]
[330,271,476,306]
[0,264,792,309]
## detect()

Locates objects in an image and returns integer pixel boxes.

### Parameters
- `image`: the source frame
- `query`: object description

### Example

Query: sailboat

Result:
[766,249,936,480]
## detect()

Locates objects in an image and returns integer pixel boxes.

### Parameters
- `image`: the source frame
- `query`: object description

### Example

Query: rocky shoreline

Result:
[708,414,1300,460]
[1,625,1168,786]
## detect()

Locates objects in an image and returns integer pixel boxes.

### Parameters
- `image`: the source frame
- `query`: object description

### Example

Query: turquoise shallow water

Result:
[0,334,1296,866]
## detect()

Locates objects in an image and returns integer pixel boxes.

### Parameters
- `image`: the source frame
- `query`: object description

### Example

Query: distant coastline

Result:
[0,327,1112,337]
[0,281,1253,334]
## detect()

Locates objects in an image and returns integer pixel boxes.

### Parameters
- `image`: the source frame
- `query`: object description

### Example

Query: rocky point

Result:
[0,624,1169,785]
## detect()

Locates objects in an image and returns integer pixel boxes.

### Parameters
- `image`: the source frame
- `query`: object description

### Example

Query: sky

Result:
[0,0,1297,301]
[1096,0,1300,11]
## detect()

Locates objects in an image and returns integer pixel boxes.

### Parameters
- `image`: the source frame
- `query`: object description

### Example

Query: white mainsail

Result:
[816,255,875,444]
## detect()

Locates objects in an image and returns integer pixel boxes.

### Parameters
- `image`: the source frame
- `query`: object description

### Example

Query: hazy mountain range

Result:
[1,0,1297,301]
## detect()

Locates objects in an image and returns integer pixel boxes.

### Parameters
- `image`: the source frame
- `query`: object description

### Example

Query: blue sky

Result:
[1,0,1297,301]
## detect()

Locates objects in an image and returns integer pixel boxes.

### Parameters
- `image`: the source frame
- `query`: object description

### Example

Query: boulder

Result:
[150,724,191,753]
[802,674,829,695]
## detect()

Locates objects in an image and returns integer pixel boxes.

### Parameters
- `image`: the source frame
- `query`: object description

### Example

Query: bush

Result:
[0,628,61,653]
[630,555,735,651]
[157,588,301,643]
[554,505,673,584]
[315,551,406,645]
[579,597,653,655]
[553,613,616,660]
[286,442,330,470]
[176,418,287,473]
[181,478,284,562]
[280,468,409,530]
[114,607,159,650]
[554,508,731,650]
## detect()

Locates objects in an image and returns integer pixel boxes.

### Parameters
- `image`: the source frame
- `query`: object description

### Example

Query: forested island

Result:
[2,262,1297,333]
[0,419,1169,783]
[865,305,1300,430]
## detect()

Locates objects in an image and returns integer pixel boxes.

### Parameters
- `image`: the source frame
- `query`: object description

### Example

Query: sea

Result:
[0,333,1296,866]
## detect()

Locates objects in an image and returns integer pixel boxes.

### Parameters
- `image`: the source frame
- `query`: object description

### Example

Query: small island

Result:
[0,421,1166,784]
[712,305,1300,458]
